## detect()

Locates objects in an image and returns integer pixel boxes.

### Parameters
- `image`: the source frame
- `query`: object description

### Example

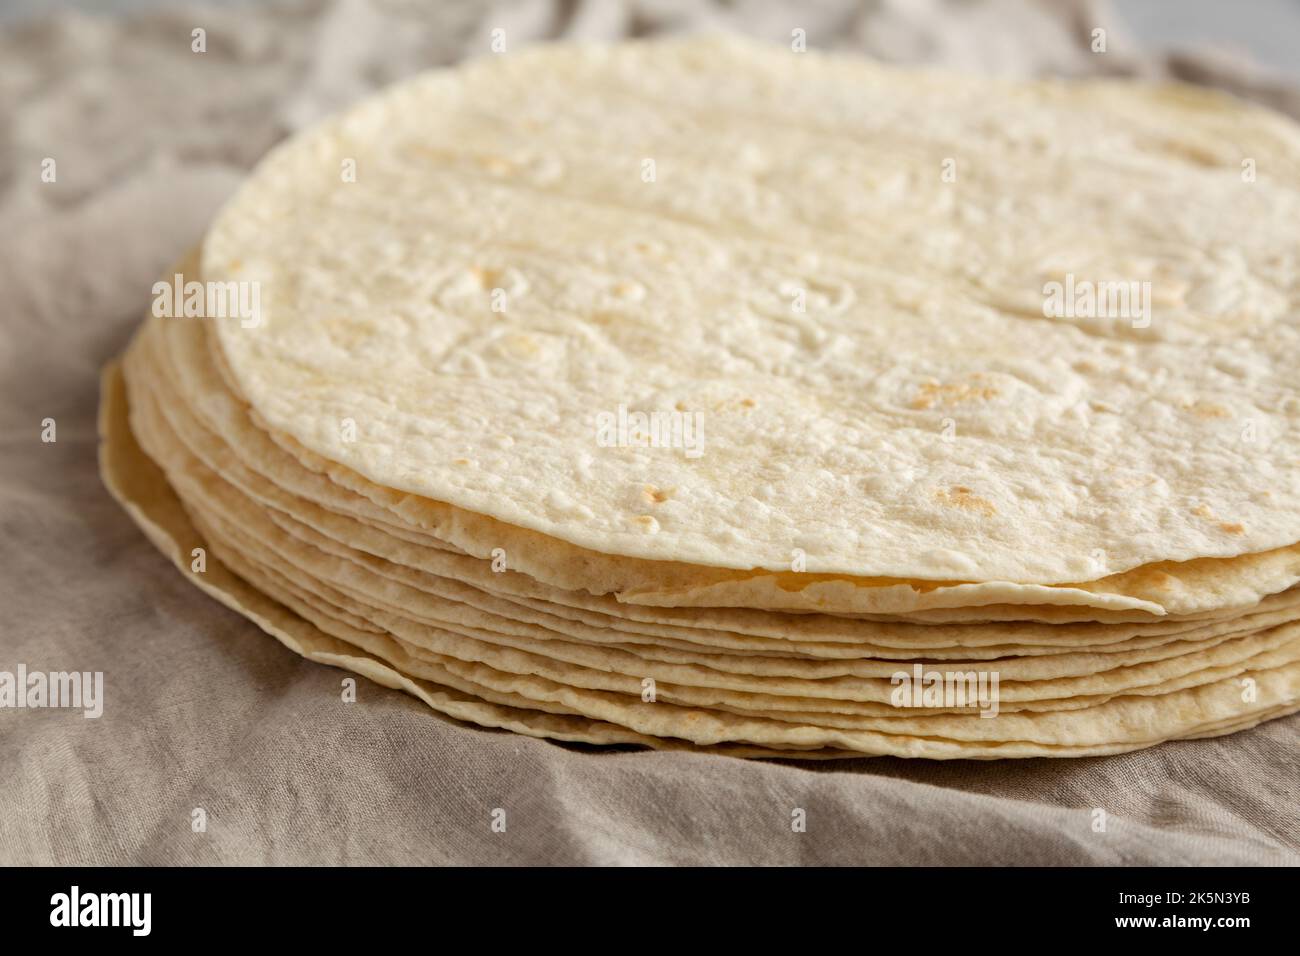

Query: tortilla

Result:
[100,36,1300,758]
[205,36,1300,590]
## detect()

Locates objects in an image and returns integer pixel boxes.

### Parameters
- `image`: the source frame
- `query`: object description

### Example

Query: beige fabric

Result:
[3,0,1298,863]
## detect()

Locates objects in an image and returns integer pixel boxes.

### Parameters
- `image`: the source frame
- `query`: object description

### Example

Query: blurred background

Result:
[2,0,1298,77]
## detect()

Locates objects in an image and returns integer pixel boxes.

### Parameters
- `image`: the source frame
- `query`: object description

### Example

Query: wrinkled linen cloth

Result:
[1,0,1297,866]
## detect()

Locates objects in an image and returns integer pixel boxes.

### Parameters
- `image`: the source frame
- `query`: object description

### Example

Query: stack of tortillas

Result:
[100,36,1300,758]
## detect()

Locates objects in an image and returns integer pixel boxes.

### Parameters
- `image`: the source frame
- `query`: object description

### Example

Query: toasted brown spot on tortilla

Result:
[935,487,996,517]
[910,380,1001,410]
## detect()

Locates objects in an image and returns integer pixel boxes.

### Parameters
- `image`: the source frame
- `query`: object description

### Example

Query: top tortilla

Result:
[201,35,1300,584]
